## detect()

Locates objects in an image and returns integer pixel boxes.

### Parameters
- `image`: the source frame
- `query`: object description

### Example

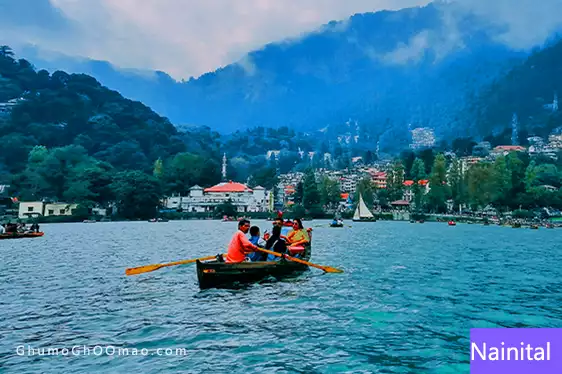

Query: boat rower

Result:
[224,219,259,263]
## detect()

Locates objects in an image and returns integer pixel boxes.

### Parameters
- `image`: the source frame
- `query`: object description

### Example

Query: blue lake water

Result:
[1,220,561,373]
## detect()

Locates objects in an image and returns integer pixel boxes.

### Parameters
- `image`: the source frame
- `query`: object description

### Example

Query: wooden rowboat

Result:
[0,232,44,240]
[197,238,312,289]
[196,257,309,289]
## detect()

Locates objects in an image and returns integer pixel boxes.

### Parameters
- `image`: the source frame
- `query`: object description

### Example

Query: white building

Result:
[164,181,270,213]
[18,202,78,219]
[339,174,361,193]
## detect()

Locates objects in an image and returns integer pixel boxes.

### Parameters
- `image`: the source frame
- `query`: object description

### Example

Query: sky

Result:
[1,0,562,80]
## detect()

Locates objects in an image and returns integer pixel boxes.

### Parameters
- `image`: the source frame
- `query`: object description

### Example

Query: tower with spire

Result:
[221,153,227,181]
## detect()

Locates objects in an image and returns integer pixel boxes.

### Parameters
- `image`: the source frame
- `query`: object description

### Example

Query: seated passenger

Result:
[247,226,267,262]
[264,225,287,261]
[283,218,310,257]
[332,218,338,225]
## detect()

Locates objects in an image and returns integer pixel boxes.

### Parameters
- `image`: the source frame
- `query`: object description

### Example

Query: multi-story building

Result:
[370,171,388,189]
[339,174,362,193]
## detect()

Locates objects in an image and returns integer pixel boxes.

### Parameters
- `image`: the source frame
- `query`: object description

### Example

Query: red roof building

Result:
[204,181,253,193]
[371,171,388,189]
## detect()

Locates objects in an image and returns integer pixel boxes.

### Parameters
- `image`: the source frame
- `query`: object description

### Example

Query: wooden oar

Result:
[125,255,218,276]
[256,248,343,273]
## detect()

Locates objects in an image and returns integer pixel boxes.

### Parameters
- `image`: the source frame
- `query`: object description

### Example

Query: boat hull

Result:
[352,218,376,222]
[330,224,344,227]
[196,258,309,289]
[0,232,44,240]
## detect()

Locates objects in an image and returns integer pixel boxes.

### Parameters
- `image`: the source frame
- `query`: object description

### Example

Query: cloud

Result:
[374,0,562,66]
[2,0,562,80]
[455,0,562,49]
[382,31,432,64]
[0,0,428,79]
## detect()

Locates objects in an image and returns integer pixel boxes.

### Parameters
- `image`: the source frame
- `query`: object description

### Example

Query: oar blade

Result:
[323,266,344,273]
[125,264,163,276]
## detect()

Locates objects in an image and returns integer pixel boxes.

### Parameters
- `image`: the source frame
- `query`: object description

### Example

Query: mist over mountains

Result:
[3,0,562,152]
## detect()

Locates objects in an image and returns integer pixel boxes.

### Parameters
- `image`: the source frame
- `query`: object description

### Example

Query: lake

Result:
[1,220,561,373]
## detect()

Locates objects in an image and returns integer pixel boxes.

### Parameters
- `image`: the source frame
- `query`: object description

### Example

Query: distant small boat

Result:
[530,224,539,230]
[83,220,96,223]
[353,194,376,222]
[148,218,169,222]
[448,221,456,226]
[0,232,44,240]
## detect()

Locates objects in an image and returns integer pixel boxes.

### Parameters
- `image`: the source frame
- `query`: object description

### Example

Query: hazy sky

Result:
[1,0,562,79]
[1,0,429,78]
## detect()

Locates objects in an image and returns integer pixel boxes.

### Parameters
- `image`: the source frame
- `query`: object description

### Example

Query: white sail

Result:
[354,194,374,219]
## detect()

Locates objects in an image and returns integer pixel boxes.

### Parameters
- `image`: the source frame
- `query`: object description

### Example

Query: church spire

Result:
[222,153,227,181]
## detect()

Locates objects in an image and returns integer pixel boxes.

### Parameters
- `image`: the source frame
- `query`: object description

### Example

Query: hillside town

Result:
[3,130,562,224]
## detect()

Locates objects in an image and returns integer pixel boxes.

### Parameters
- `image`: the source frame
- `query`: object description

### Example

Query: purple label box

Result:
[471,328,562,373]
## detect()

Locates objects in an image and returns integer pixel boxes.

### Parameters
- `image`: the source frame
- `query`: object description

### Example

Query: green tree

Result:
[491,156,512,207]
[448,158,466,211]
[387,161,405,201]
[426,154,450,213]
[410,158,427,181]
[467,164,494,209]
[320,176,341,208]
[111,171,162,219]
[251,166,278,190]
[302,169,320,209]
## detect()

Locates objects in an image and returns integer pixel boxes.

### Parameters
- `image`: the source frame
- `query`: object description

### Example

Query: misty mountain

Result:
[468,37,562,144]
[11,2,546,152]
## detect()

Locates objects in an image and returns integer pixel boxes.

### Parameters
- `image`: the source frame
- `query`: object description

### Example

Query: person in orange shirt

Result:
[225,219,259,263]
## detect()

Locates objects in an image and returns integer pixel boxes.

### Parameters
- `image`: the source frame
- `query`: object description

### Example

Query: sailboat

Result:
[353,193,376,222]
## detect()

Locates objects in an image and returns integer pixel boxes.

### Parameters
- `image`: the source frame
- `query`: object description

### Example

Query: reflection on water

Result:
[1,220,561,373]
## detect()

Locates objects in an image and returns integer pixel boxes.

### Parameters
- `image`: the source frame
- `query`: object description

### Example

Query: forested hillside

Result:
[468,38,562,144]
[0,46,226,217]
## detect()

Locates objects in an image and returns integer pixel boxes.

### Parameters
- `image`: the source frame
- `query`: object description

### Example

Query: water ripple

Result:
[1,221,561,373]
